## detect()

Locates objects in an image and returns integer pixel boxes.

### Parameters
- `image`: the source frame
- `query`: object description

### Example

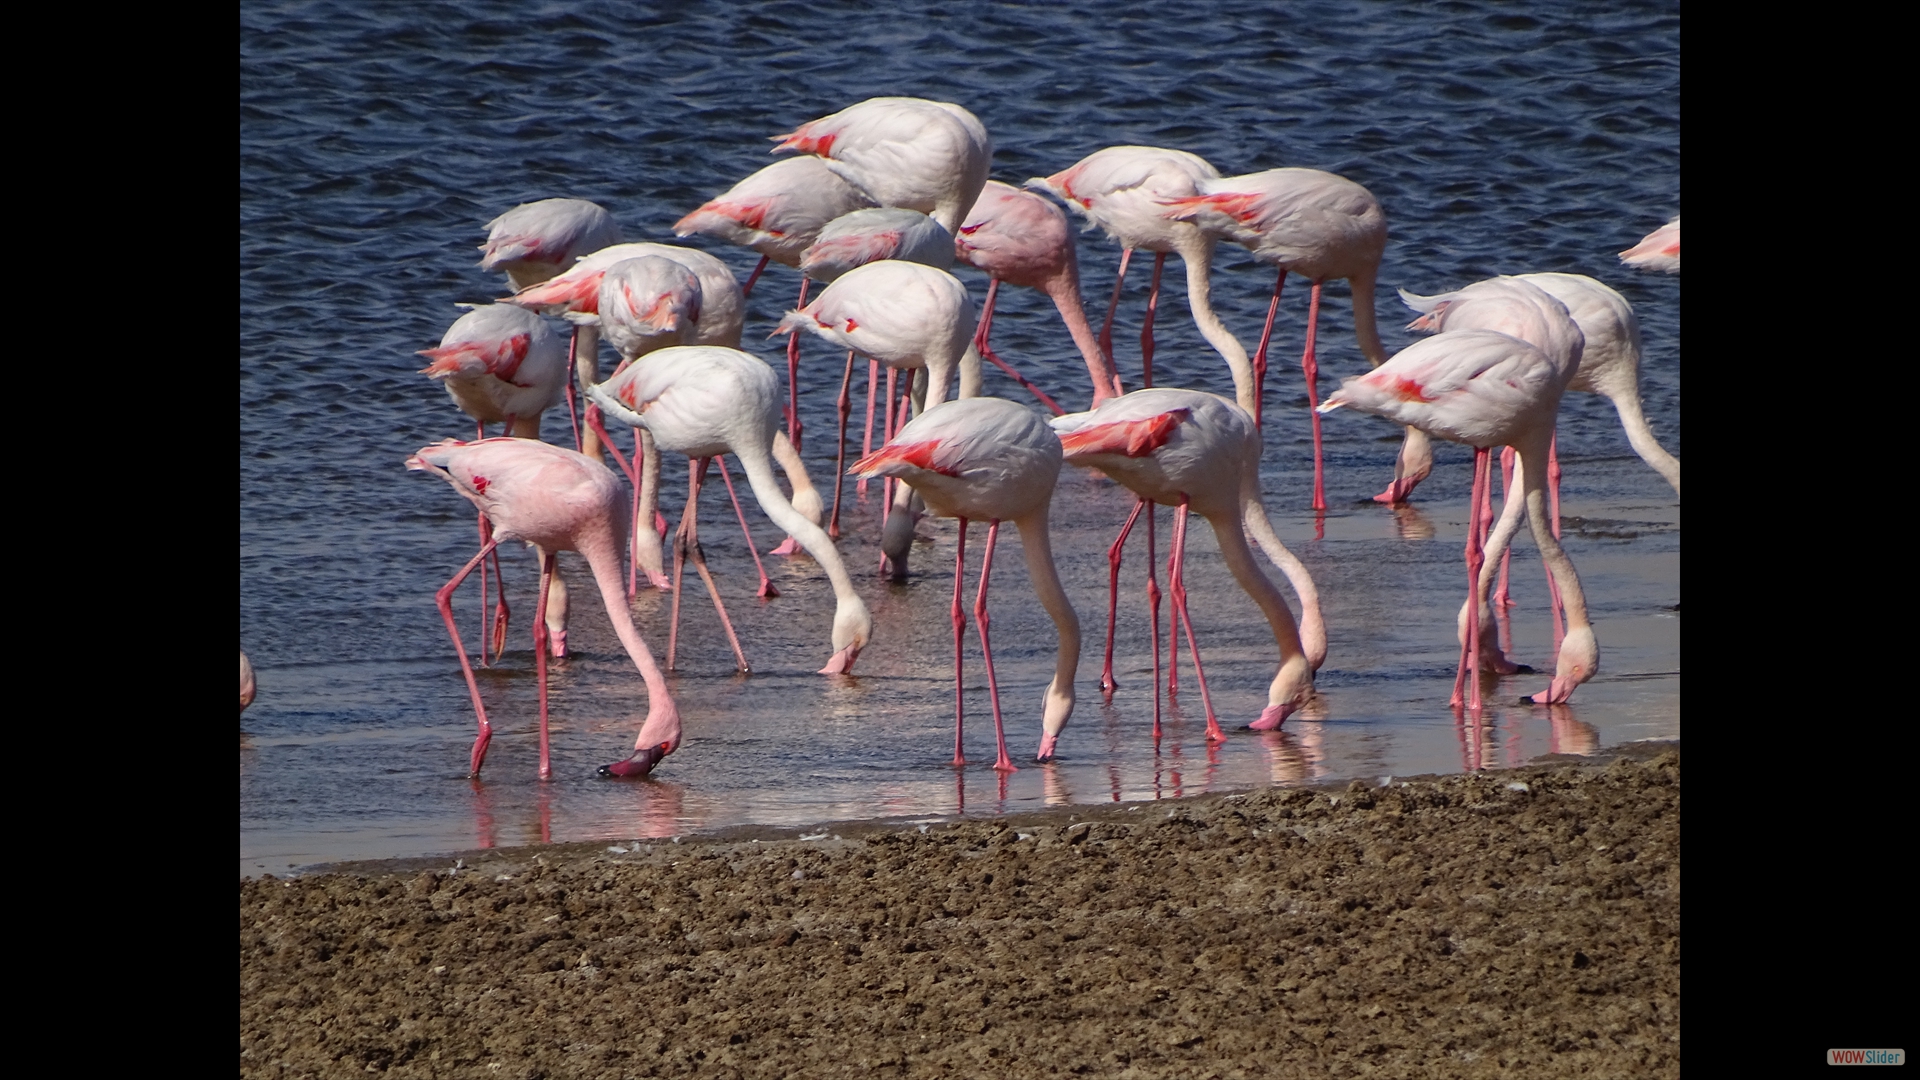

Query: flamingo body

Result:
[1163,168,1387,290]
[480,198,622,291]
[505,242,743,346]
[417,303,569,427]
[673,157,874,268]
[772,97,992,234]
[1620,216,1679,273]
[776,260,977,405]
[800,208,954,283]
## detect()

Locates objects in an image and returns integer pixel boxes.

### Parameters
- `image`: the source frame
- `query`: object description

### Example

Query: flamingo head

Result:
[1530,626,1598,705]
[1035,676,1075,762]
[599,743,670,779]
[818,596,872,675]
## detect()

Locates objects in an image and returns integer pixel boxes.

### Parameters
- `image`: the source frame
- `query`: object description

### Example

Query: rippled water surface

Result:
[240,1,1679,875]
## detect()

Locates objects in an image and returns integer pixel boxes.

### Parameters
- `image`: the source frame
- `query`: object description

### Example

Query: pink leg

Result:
[975,277,1066,415]
[1303,281,1327,512]
[477,507,492,667]
[1142,252,1165,388]
[1167,500,1225,742]
[1146,502,1163,741]
[1451,449,1491,711]
[1098,249,1134,379]
[1544,435,1566,647]
[858,358,879,496]
[829,349,855,539]
[1494,446,1516,608]
[1251,266,1286,427]
[1100,498,1148,696]
[740,254,769,299]
[435,538,503,778]
[564,332,583,452]
[972,519,1017,773]
[674,458,751,673]
[715,454,779,598]
[531,549,556,780]
[951,518,969,767]
[786,277,811,453]
[878,366,900,573]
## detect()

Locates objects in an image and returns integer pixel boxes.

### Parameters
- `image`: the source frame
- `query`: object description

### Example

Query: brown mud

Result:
[241,743,1678,1078]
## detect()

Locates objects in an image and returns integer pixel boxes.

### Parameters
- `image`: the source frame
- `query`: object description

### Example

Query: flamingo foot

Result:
[467,726,493,778]
[1245,703,1294,732]
[1372,476,1422,504]
[993,755,1019,774]
[769,535,805,557]
[598,743,669,779]
[1036,733,1058,762]
[1099,673,1118,697]
[757,578,781,599]
[818,643,860,675]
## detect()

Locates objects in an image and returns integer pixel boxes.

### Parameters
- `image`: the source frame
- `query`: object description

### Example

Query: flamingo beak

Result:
[598,743,670,779]
[1036,733,1059,762]
[817,643,860,675]
[1245,703,1294,732]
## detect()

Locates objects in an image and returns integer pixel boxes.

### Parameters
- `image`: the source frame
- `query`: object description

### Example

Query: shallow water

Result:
[239,0,1679,875]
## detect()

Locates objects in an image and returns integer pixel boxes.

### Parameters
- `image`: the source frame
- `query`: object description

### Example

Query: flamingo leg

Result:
[477,507,492,667]
[786,277,811,453]
[1251,266,1286,427]
[677,458,751,674]
[1146,501,1163,741]
[1303,280,1327,511]
[488,541,510,663]
[829,349,855,539]
[1544,434,1566,647]
[715,454,779,599]
[1100,497,1148,696]
[531,548,556,780]
[1453,448,1492,712]
[951,517,969,767]
[1168,499,1225,742]
[1494,446,1516,608]
[878,365,899,573]
[1098,248,1133,378]
[741,253,769,298]
[564,332,583,451]
[972,519,1017,773]
[975,276,1066,415]
[435,538,504,778]
[1142,252,1165,389]
[859,358,879,496]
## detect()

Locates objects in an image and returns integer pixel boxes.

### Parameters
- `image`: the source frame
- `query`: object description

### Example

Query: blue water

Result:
[239,0,1679,875]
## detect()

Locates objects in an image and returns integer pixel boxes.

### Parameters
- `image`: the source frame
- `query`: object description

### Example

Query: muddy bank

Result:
[241,744,1678,1078]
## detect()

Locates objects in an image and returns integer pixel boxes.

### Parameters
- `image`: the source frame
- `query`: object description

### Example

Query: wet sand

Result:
[240,742,1677,1077]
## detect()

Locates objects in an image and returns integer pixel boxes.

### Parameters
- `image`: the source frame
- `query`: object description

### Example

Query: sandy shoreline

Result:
[241,742,1678,1078]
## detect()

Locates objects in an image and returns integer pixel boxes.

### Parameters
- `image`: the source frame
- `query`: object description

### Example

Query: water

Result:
[239,0,1680,876]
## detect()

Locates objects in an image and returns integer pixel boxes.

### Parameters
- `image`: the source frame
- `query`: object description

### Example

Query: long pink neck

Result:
[1172,232,1254,411]
[1041,262,1123,404]
[578,525,680,751]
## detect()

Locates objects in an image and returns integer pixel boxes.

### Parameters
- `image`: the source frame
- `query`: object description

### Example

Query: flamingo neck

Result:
[1041,266,1123,403]
[1016,505,1080,740]
[578,527,679,751]
[735,443,871,657]
[1174,233,1253,411]
[1349,265,1388,368]
[1207,504,1313,709]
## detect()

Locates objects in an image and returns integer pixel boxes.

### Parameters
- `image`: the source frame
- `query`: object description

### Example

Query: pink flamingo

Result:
[240,650,256,715]
[849,397,1080,768]
[1026,147,1249,407]
[775,259,983,578]
[1052,389,1322,740]
[1160,167,1402,509]
[417,303,572,662]
[771,97,992,235]
[511,242,824,575]
[1620,216,1679,273]
[800,207,955,280]
[1319,330,1598,711]
[406,437,681,780]
[586,346,872,675]
[955,180,1124,408]
[479,198,622,292]
[570,256,823,594]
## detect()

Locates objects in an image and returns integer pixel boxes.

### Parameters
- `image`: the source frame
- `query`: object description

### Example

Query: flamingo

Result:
[479,198,622,292]
[1026,147,1246,407]
[509,242,825,578]
[585,346,872,676]
[1318,330,1598,711]
[241,650,257,715]
[848,397,1080,768]
[417,302,573,662]
[800,207,955,280]
[1160,167,1401,510]
[406,437,681,780]
[771,97,992,235]
[1388,276,1586,664]
[1620,216,1679,273]
[672,156,875,450]
[955,180,1124,409]
[775,259,983,579]
[1052,389,1321,740]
